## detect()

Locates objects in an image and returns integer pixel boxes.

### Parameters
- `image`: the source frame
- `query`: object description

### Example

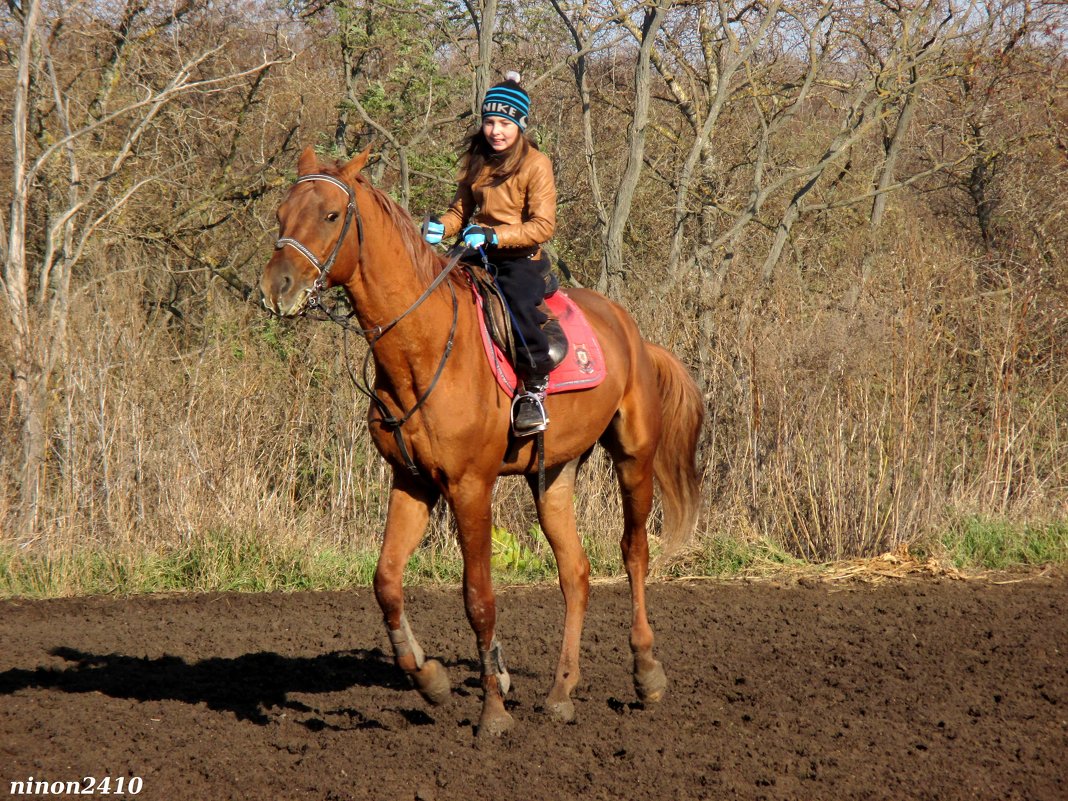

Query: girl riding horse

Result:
[424,72,556,436]
[260,79,703,736]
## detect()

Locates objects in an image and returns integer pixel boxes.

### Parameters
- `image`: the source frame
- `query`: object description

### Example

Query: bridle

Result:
[274,173,364,311]
[272,171,463,477]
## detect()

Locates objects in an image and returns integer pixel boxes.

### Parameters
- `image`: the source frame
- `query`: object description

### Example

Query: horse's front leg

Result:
[373,472,450,706]
[449,477,514,737]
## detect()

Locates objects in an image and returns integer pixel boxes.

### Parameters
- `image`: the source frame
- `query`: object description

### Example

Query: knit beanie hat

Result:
[481,71,530,130]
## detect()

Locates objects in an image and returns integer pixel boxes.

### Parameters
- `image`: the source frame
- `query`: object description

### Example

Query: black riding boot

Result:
[511,373,550,436]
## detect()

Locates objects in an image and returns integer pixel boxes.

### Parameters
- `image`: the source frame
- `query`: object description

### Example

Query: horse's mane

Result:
[320,163,452,288]
[357,175,451,287]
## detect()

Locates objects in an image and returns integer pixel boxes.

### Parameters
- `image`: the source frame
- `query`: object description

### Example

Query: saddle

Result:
[464,264,607,398]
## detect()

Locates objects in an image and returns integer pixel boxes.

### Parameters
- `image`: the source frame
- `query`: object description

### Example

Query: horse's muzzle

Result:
[259,259,313,317]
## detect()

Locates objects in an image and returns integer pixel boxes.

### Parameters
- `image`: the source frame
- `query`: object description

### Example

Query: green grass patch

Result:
[491,525,553,581]
[667,535,804,578]
[8,517,1063,599]
[938,517,1068,570]
[405,548,465,584]
[0,526,566,598]
[0,530,386,598]
[0,522,618,597]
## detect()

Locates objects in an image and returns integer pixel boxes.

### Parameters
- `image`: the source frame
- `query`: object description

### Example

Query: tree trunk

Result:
[844,75,919,309]
[550,0,609,234]
[967,122,997,252]
[13,365,48,537]
[5,0,45,538]
[472,0,498,118]
[601,0,669,297]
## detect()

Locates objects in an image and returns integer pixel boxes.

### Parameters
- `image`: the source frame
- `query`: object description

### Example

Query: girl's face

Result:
[482,116,520,152]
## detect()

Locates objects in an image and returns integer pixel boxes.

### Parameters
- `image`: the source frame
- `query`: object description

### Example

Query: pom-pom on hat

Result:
[481,71,530,130]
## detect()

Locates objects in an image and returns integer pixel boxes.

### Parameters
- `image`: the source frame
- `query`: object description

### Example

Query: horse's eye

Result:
[326,211,340,223]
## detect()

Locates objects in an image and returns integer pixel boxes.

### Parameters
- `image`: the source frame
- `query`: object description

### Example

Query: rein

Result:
[348,252,464,477]
[275,173,466,476]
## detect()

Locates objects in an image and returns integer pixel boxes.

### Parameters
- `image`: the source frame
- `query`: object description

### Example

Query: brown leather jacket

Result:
[440,148,556,250]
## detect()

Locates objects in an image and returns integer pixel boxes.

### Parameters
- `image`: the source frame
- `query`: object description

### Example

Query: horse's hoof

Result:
[413,659,451,706]
[634,659,667,705]
[477,707,515,737]
[546,698,576,723]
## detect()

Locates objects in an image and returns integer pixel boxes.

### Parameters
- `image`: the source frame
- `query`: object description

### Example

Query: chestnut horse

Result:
[260,147,702,736]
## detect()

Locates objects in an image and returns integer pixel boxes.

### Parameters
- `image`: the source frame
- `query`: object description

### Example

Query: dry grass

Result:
[3,195,1065,593]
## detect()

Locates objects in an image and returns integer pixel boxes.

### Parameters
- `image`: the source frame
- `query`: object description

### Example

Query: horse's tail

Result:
[645,342,704,555]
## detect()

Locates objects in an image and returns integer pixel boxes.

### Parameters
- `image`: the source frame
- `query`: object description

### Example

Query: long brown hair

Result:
[458,126,540,186]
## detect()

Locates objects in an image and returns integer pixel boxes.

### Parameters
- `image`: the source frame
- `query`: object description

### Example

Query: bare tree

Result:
[549,0,620,260]
[597,0,670,296]
[1,0,290,539]
[296,0,481,208]
[467,0,499,118]
[661,0,786,283]
[931,0,1062,258]
[665,0,978,305]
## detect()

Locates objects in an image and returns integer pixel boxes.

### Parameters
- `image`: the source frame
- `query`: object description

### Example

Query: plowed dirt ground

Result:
[2,574,1066,800]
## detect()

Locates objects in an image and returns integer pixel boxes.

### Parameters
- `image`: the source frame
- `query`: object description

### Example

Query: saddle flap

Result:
[541,309,568,371]
[468,264,568,372]
[469,277,607,398]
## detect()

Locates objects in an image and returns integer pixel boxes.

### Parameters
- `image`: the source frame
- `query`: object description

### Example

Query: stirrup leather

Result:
[511,388,549,436]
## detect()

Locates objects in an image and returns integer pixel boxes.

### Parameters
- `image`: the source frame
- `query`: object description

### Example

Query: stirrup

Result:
[511,390,549,436]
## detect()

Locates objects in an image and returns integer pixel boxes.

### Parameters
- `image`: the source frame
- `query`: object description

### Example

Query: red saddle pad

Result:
[472,288,607,398]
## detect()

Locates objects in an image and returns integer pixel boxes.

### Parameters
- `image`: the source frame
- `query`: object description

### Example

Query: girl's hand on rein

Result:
[423,216,445,245]
[462,225,497,249]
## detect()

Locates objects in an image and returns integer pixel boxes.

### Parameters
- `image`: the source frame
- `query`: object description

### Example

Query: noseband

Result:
[274,173,364,309]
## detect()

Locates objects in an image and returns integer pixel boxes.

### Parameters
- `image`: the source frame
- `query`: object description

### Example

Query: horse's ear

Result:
[297,146,319,176]
[341,147,372,181]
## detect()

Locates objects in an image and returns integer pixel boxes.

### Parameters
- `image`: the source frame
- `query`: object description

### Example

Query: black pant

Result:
[488,251,554,375]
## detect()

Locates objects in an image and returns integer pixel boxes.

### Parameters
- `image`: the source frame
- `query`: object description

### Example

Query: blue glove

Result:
[462,224,497,249]
[423,216,444,245]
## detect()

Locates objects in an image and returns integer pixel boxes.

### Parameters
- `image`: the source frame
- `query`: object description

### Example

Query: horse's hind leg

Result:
[373,472,450,705]
[526,458,590,723]
[602,398,668,704]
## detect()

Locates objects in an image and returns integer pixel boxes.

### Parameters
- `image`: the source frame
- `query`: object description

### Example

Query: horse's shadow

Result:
[0,646,448,730]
